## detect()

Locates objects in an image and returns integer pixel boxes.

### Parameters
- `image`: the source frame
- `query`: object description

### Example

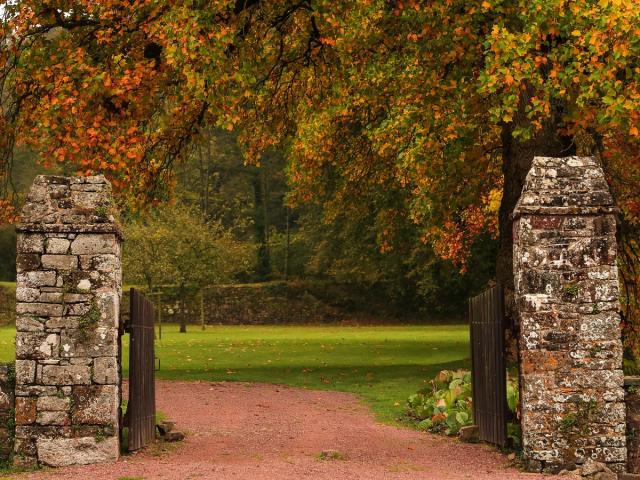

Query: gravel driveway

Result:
[18,380,559,480]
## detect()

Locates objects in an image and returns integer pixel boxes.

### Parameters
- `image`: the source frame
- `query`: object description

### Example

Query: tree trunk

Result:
[252,168,271,280]
[284,206,290,280]
[179,286,187,333]
[497,104,575,360]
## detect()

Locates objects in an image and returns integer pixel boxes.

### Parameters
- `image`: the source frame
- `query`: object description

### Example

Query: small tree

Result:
[124,204,253,332]
[124,215,173,294]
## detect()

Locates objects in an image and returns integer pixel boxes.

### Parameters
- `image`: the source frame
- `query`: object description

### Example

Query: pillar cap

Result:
[512,156,617,220]
[16,175,123,239]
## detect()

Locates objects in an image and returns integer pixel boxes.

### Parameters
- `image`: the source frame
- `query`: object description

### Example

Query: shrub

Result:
[406,369,520,438]
[406,369,473,435]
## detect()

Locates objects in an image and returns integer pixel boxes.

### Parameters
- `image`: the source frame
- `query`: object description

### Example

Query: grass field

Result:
[0,323,469,422]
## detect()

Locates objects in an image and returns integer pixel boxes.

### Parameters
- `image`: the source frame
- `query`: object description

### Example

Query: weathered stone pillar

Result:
[14,175,122,467]
[513,156,625,473]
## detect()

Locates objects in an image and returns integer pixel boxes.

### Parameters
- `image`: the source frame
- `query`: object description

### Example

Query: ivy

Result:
[78,300,101,339]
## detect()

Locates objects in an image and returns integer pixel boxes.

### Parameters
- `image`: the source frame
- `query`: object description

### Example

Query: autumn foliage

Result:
[1,1,640,347]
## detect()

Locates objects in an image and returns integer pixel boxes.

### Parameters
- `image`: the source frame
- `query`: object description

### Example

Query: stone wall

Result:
[143,282,343,326]
[513,156,625,473]
[132,281,419,326]
[13,175,122,468]
[0,363,15,465]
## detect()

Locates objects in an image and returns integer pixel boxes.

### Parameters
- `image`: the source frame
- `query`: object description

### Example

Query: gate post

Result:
[513,157,625,473]
[14,175,123,467]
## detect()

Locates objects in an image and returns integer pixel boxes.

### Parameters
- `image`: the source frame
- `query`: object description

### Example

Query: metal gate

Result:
[126,288,156,451]
[468,285,507,446]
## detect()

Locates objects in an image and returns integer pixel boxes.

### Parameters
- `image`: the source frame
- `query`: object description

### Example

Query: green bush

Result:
[406,369,473,435]
[406,369,520,438]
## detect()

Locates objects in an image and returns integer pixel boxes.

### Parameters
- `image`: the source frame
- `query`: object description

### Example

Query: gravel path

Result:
[20,380,559,480]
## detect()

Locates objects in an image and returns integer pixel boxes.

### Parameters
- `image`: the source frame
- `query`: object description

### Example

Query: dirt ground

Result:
[18,380,559,480]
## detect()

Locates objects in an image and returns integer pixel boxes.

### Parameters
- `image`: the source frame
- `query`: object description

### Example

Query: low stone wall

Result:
[151,283,342,325]
[136,281,423,326]
[0,363,16,465]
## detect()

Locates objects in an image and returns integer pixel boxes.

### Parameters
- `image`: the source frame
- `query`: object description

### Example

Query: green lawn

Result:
[0,323,469,422]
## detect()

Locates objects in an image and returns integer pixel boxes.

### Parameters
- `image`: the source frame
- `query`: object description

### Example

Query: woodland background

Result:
[0,129,495,324]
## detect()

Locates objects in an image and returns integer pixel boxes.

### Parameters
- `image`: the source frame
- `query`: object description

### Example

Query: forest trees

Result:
[0,2,640,346]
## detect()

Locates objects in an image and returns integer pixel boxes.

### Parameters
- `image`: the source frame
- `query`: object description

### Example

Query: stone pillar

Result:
[513,156,625,473]
[14,175,122,468]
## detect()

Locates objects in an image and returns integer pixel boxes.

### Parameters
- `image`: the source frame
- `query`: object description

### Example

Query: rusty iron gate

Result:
[125,288,156,451]
[468,285,507,446]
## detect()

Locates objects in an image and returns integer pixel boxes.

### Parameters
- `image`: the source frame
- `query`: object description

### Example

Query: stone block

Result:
[72,385,118,425]
[37,395,70,411]
[17,302,64,317]
[15,385,58,396]
[577,313,621,342]
[46,238,70,254]
[60,328,118,358]
[64,302,92,316]
[96,292,119,327]
[46,316,80,330]
[13,437,37,457]
[37,291,64,303]
[36,436,118,467]
[557,370,623,391]
[15,397,37,424]
[16,332,59,359]
[92,357,118,385]
[16,253,41,272]
[17,233,45,253]
[15,315,45,332]
[41,254,78,271]
[16,287,40,302]
[41,365,91,385]
[79,254,119,272]
[37,410,70,426]
[76,277,91,291]
[70,234,118,255]
[17,270,56,287]
[521,350,569,374]
[69,191,105,210]
[16,424,72,440]
[15,360,36,384]
[63,292,92,303]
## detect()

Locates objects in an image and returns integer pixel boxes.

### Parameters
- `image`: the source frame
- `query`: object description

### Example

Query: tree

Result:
[124,203,254,332]
[123,214,174,294]
[2,1,640,347]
